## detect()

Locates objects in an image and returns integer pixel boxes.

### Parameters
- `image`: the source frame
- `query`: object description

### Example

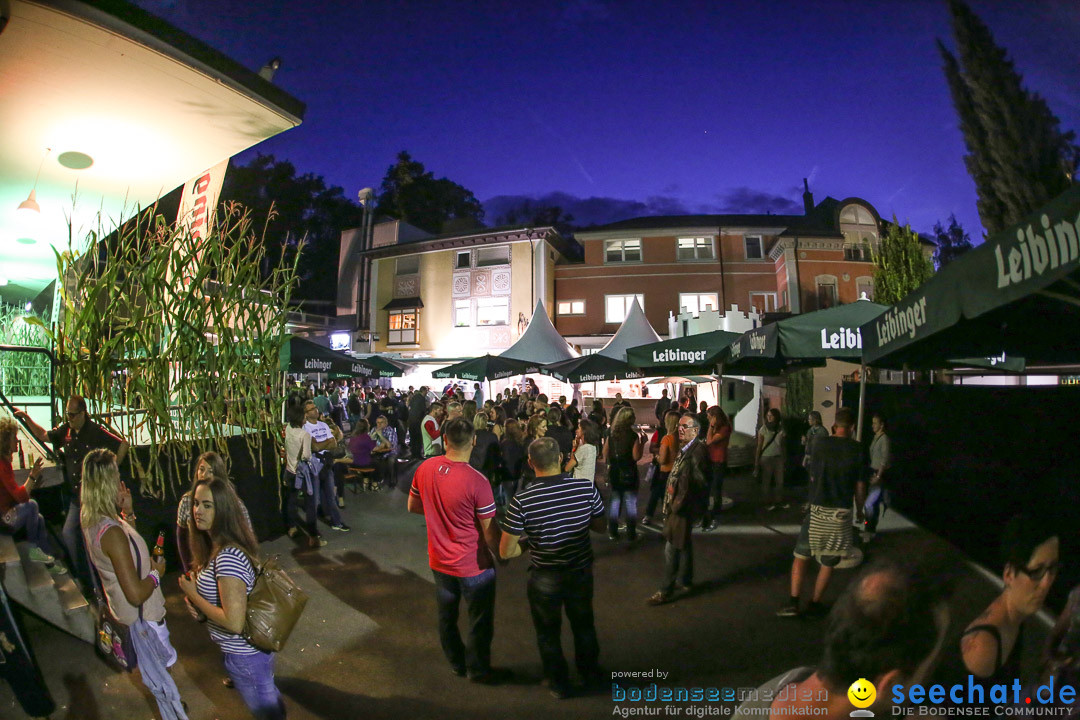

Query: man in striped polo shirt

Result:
[500,437,606,699]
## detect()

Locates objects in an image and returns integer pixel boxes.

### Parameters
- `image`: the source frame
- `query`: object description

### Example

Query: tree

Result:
[939,0,1079,236]
[220,154,363,305]
[872,219,935,304]
[495,200,575,233]
[930,214,973,268]
[375,151,484,234]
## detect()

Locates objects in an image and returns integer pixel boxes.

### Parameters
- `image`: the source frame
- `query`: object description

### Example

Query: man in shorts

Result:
[777,407,866,619]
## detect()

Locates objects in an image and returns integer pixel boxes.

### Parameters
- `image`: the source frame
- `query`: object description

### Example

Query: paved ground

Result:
[0,463,1054,720]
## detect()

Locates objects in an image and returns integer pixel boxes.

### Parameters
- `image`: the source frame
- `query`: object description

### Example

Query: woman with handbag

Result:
[643,411,680,527]
[81,449,188,719]
[283,404,324,548]
[179,476,286,720]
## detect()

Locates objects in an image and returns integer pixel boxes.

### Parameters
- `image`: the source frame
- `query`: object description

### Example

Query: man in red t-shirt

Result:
[408,417,510,684]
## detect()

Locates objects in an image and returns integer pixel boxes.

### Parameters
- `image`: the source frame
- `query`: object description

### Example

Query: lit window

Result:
[396,256,419,275]
[476,297,509,326]
[476,246,510,267]
[677,237,714,261]
[749,292,777,314]
[557,300,586,315]
[454,299,471,327]
[388,309,419,345]
[679,293,718,315]
[605,294,644,323]
[744,236,763,260]
[604,239,642,263]
[456,251,471,269]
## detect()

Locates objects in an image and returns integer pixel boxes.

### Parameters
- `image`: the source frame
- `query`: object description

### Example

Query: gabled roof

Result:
[598,298,661,360]
[579,214,806,234]
[499,301,578,364]
[359,224,583,261]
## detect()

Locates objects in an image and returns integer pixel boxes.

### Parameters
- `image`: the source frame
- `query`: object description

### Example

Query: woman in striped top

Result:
[178,477,285,719]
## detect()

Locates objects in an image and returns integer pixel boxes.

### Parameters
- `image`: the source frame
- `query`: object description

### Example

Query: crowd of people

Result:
[0,379,1077,718]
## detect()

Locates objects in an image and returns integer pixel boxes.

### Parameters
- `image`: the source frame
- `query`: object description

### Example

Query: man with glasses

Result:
[647,413,709,606]
[16,396,128,588]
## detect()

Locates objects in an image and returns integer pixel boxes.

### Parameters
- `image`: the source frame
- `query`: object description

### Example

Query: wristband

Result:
[149,569,161,588]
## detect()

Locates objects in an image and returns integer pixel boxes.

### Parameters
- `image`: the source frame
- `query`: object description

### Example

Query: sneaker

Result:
[804,601,829,619]
[331,523,351,532]
[765,504,778,512]
[28,547,54,565]
[337,496,345,509]
[548,682,573,700]
[674,582,693,594]
[776,600,801,618]
[48,563,68,576]
[287,527,299,539]
[641,515,652,527]
[780,502,791,509]
[450,664,467,678]
[308,536,328,548]
[646,591,673,606]
[607,533,618,541]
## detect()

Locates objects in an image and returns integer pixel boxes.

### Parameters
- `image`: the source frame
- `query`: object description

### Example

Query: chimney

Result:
[802,178,814,215]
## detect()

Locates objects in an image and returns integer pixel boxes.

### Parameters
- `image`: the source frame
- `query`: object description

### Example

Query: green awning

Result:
[542,354,646,383]
[625,329,742,376]
[724,299,889,375]
[862,184,1080,367]
[432,355,539,382]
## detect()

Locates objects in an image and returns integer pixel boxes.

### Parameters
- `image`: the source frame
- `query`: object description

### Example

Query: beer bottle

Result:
[152,531,165,560]
[17,439,25,469]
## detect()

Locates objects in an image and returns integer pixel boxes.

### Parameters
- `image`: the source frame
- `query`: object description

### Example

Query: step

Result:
[55,573,90,615]
[16,542,55,598]
[0,533,18,566]
[65,604,96,643]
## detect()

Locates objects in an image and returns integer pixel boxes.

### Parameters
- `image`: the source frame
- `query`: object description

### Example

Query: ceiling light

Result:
[0,277,8,286]
[16,237,37,245]
[25,301,33,312]
[17,148,52,217]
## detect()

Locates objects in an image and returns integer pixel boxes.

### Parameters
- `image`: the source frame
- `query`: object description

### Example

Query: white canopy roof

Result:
[599,297,661,360]
[499,300,578,364]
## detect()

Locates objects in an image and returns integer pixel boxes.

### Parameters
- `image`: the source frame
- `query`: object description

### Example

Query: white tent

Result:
[598,297,661,360]
[500,300,579,364]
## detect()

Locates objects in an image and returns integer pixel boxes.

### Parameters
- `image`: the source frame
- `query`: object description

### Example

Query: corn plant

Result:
[28,201,303,497]
[0,302,51,397]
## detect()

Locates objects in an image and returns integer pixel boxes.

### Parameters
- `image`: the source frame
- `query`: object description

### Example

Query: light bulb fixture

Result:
[17,148,51,215]
[25,301,33,312]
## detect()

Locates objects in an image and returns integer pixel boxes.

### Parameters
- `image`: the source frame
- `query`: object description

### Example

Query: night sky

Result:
[134,0,1080,239]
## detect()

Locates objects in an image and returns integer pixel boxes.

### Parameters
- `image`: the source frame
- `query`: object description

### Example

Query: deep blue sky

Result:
[135,0,1080,238]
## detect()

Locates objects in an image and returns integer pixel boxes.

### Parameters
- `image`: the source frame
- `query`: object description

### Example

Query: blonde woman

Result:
[81,449,187,719]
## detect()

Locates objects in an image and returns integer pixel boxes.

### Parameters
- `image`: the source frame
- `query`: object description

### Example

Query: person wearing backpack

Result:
[179,477,285,719]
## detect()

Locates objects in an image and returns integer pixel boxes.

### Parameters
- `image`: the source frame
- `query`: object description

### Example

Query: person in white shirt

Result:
[302,402,349,533]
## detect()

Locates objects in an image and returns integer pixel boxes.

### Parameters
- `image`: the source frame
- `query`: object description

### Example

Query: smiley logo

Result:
[848,678,876,709]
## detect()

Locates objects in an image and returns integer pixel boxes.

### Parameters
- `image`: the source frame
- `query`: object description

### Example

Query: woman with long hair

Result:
[701,406,732,531]
[643,410,680,527]
[176,451,253,572]
[588,400,608,438]
[81,449,187,719]
[179,477,285,719]
[603,406,645,542]
[469,411,503,483]
[282,403,323,548]
[520,413,548,489]
[498,419,527,506]
[564,418,599,484]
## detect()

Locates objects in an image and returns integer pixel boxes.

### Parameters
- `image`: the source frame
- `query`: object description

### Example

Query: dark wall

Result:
[842,382,1080,611]
[127,433,285,566]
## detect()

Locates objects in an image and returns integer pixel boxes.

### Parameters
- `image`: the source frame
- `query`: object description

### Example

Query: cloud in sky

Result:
[483,186,802,228]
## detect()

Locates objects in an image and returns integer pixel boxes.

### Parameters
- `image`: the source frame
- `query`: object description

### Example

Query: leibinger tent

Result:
[544,297,659,383]
[724,299,889,376]
[625,329,743,377]
[279,336,402,378]
[862,184,1080,367]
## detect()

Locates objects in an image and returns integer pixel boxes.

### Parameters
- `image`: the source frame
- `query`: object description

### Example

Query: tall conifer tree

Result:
[938,0,1078,236]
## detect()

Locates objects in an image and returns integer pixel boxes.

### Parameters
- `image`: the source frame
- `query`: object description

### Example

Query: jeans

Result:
[644,471,668,518]
[282,473,317,536]
[661,536,694,594]
[432,567,496,676]
[223,651,285,720]
[608,489,637,538]
[702,462,726,527]
[315,456,343,526]
[864,485,890,532]
[759,455,785,504]
[9,500,53,555]
[526,567,600,687]
[409,421,423,459]
[61,500,91,588]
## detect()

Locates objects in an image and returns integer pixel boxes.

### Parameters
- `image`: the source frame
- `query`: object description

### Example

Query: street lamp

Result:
[357,188,375,350]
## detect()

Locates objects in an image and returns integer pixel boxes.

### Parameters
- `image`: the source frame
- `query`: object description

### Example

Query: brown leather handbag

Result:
[243,555,308,652]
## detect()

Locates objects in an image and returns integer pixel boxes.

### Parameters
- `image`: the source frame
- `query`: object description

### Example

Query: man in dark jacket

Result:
[654,389,670,425]
[647,413,708,606]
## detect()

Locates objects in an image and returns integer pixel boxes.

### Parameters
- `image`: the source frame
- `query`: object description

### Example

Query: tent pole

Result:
[856,362,867,441]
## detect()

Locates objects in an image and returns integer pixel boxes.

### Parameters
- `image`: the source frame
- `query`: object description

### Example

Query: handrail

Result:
[0,386,57,463]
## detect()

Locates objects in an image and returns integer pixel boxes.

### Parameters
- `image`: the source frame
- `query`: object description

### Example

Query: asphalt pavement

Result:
[0,462,1054,720]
